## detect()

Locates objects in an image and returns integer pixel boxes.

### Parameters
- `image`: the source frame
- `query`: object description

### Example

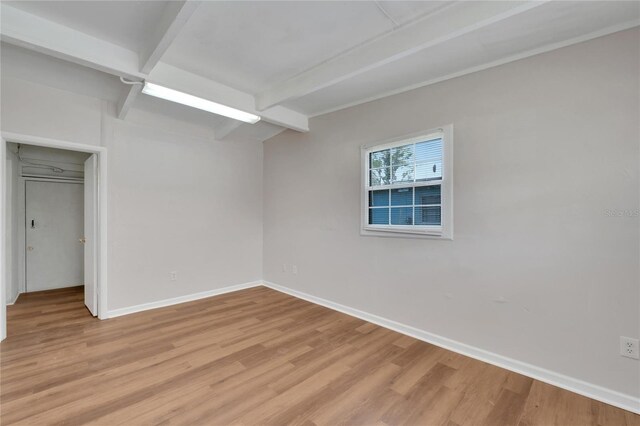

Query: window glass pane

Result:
[415,161,442,181]
[415,185,441,205]
[370,149,390,168]
[392,165,414,183]
[415,206,441,226]
[391,207,413,225]
[391,187,412,206]
[367,135,446,230]
[391,144,414,166]
[370,167,390,186]
[369,208,389,225]
[369,190,389,207]
[415,138,442,163]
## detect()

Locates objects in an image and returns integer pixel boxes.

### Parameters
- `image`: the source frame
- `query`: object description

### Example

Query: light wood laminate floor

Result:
[1,286,638,425]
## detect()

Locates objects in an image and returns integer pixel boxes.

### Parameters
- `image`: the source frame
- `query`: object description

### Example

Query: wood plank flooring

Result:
[1,286,638,425]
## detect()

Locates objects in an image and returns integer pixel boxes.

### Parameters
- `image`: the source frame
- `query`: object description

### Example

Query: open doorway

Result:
[1,133,107,340]
[6,143,97,324]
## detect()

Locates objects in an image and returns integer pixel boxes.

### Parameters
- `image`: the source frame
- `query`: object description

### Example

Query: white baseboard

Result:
[262,280,640,414]
[6,292,20,305]
[107,281,262,318]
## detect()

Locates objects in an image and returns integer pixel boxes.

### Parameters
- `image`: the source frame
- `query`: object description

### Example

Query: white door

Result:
[84,155,98,316]
[25,181,84,291]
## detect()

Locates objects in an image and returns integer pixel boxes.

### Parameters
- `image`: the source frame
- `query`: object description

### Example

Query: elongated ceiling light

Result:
[141,82,261,124]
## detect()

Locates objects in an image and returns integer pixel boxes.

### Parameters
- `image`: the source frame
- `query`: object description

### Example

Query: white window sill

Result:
[361,226,453,240]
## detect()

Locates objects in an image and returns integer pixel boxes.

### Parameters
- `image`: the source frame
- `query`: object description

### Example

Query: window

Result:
[361,126,453,238]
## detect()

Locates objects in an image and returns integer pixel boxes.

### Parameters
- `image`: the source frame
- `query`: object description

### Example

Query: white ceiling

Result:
[285,1,640,116]
[161,1,450,94]
[1,1,638,141]
[5,1,171,51]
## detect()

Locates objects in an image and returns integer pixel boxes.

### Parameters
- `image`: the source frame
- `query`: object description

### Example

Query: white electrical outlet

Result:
[292,265,298,275]
[620,336,639,360]
[169,271,178,281]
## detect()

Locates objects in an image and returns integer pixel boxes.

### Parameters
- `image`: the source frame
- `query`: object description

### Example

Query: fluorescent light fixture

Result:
[141,82,261,124]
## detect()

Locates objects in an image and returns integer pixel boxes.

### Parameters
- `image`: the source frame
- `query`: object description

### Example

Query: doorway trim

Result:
[1,132,108,340]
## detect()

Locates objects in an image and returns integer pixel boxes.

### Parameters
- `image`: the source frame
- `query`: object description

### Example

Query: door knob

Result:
[79,237,86,244]
[27,246,34,251]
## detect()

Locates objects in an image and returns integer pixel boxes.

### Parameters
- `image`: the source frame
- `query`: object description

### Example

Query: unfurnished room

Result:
[0,1,639,425]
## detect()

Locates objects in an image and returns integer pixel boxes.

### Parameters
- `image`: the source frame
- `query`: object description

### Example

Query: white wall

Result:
[1,78,103,147]
[102,110,263,310]
[263,28,640,399]
[1,76,264,312]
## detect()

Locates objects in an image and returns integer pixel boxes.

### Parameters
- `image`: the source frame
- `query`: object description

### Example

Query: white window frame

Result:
[361,125,453,239]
